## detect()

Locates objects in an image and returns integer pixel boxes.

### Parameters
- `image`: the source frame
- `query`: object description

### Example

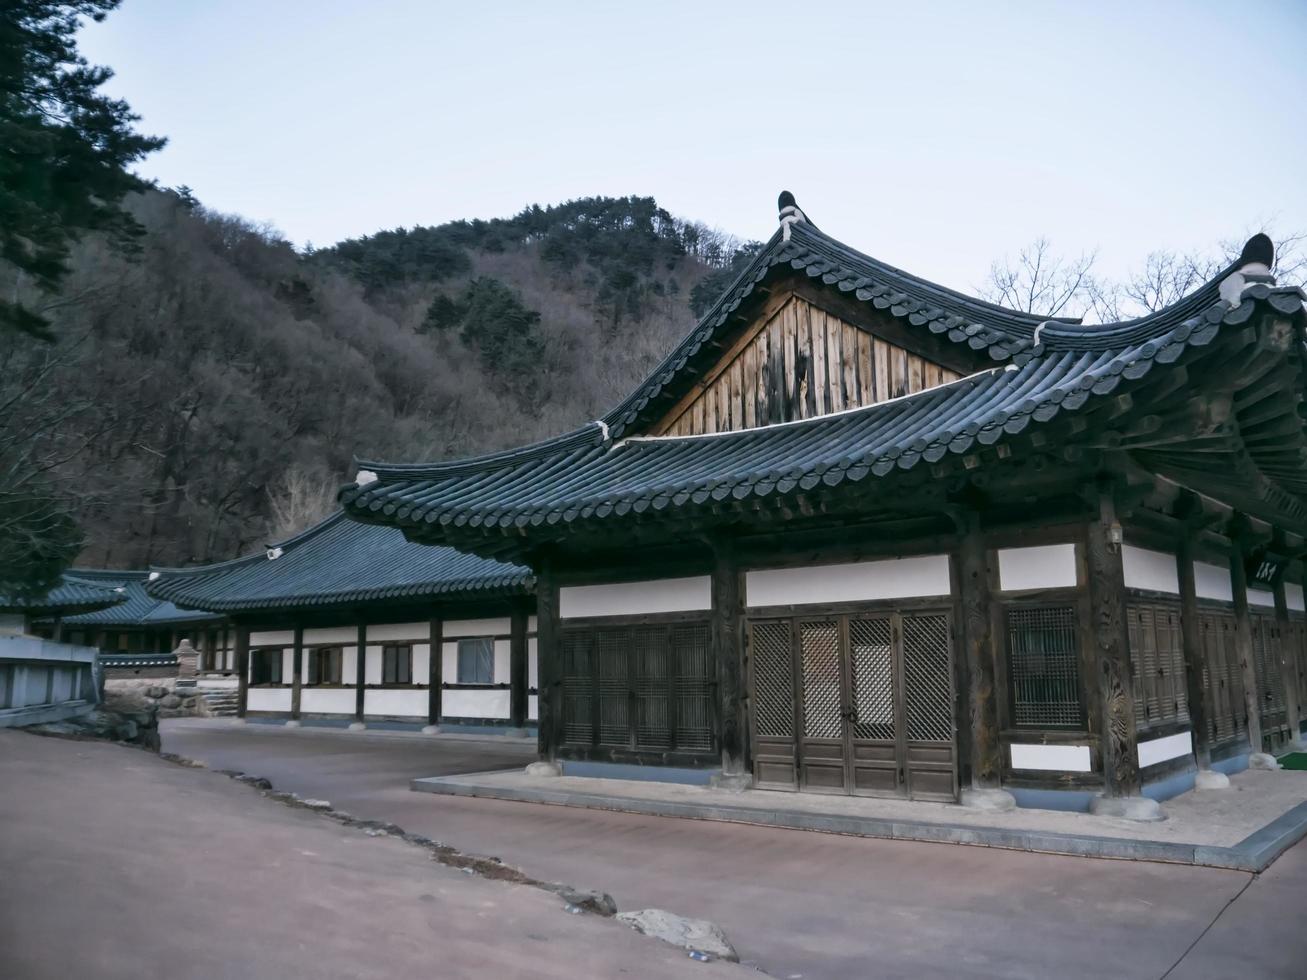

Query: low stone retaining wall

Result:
[104,678,211,719]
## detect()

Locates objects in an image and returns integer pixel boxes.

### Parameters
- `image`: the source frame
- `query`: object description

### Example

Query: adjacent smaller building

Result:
[146,511,537,731]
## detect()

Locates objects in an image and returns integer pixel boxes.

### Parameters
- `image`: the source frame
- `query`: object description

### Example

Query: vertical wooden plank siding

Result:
[428,617,443,727]
[1085,499,1141,797]
[510,605,529,730]
[712,546,748,777]
[1176,538,1211,769]
[1272,576,1302,744]
[1228,543,1264,753]
[354,622,366,721]
[957,518,1000,787]
[536,565,562,761]
[290,625,304,720]
[235,624,250,717]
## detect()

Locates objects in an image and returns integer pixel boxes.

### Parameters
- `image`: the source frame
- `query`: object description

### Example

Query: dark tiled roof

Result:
[145,511,532,613]
[342,261,1307,547]
[60,570,222,627]
[0,577,125,616]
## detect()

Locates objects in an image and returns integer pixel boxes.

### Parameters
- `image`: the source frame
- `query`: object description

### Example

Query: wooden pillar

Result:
[711,543,748,780]
[1085,492,1141,798]
[51,616,63,643]
[289,625,304,721]
[234,624,250,717]
[535,562,561,762]
[354,622,367,722]
[509,604,528,730]
[427,616,443,727]
[1272,574,1302,746]
[1228,534,1264,754]
[1176,536,1212,770]
[957,515,1000,789]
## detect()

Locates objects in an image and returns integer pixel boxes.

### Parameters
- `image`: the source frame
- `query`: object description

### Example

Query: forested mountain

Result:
[2,190,756,569]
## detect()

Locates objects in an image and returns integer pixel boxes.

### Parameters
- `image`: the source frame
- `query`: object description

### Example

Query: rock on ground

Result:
[616,908,739,962]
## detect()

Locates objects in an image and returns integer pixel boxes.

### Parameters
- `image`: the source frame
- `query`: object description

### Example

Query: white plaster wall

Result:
[412,644,430,683]
[528,616,538,632]
[250,630,294,647]
[363,688,427,717]
[280,649,294,678]
[196,677,239,690]
[303,626,357,645]
[1122,545,1179,594]
[366,622,428,642]
[1249,588,1275,609]
[443,688,510,719]
[247,688,291,712]
[528,637,538,688]
[561,577,712,618]
[998,544,1078,592]
[746,556,950,608]
[529,694,538,721]
[1194,562,1233,602]
[301,688,356,714]
[341,646,358,683]
[1289,583,1305,612]
[1009,743,1092,772]
[444,617,511,638]
[1138,730,1192,769]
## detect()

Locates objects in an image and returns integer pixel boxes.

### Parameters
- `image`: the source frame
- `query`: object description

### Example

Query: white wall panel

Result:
[341,646,358,683]
[301,688,356,714]
[364,648,381,685]
[281,649,294,678]
[1288,584,1305,612]
[528,637,538,688]
[303,626,357,645]
[1122,545,1179,594]
[1249,588,1275,609]
[247,688,291,712]
[443,688,510,719]
[746,556,950,608]
[250,630,294,647]
[1194,562,1232,602]
[998,545,1077,592]
[529,694,538,721]
[1009,743,1092,772]
[366,621,428,642]
[363,688,427,717]
[1138,730,1192,769]
[561,577,712,618]
[444,617,511,638]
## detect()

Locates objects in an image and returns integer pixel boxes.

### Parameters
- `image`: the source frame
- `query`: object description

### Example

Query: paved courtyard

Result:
[157,719,1307,979]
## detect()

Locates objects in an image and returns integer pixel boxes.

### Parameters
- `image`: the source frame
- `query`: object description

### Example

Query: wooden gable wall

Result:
[654,294,963,437]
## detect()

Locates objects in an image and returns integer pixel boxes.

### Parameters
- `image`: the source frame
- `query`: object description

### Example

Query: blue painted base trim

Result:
[560,761,719,786]
[1213,753,1249,776]
[244,715,536,735]
[1142,770,1194,803]
[1007,788,1096,813]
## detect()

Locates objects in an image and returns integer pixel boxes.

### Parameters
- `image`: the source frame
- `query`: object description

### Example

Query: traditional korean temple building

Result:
[341,193,1307,816]
[1,576,125,637]
[146,511,537,731]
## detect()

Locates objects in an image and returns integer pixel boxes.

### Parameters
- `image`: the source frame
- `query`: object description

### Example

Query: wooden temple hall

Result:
[341,193,1307,816]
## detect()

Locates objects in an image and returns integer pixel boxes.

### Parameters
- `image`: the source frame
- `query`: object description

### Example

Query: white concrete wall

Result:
[303,626,357,645]
[1289,583,1305,612]
[444,617,511,638]
[1249,587,1275,609]
[1138,730,1192,769]
[1194,562,1232,602]
[250,630,294,647]
[997,544,1077,592]
[1122,545,1179,594]
[280,649,294,679]
[247,688,291,712]
[745,556,950,608]
[365,621,430,642]
[300,688,356,714]
[444,688,511,719]
[560,577,712,618]
[1009,743,1092,772]
[363,688,427,717]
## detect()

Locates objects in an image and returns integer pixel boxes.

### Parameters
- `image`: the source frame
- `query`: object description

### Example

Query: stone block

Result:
[615,908,737,962]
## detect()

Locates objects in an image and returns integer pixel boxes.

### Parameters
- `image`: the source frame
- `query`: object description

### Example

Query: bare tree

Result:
[982,238,1099,319]
[265,463,340,541]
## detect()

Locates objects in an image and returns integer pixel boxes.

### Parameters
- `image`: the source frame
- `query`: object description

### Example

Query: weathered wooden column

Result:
[1175,536,1214,774]
[1227,525,1268,760]
[351,622,367,730]
[509,604,529,733]
[711,542,750,789]
[424,616,443,733]
[534,562,562,766]
[1085,491,1155,817]
[287,625,304,726]
[234,624,250,718]
[1272,573,1303,748]
[955,514,1012,807]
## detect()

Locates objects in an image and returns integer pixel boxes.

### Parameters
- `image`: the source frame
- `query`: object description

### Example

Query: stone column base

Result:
[284,719,301,729]
[1248,752,1281,770]
[1089,795,1164,822]
[421,724,441,735]
[1194,769,1230,790]
[709,772,753,793]
[505,727,531,739]
[347,721,367,731]
[525,760,562,777]
[960,787,1017,811]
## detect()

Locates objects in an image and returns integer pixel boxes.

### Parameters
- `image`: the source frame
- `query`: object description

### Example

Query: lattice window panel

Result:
[672,624,714,752]
[632,626,671,750]
[1127,602,1188,728]
[903,614,953,742]
[1200,612,1246,744]
[800,621,842,739]
[751,621,794,739]
[561,631,594,744]
[596,628,631,746]
[1252,615,1286,717]
[1006,606,1081,728]
[849,618,894,741]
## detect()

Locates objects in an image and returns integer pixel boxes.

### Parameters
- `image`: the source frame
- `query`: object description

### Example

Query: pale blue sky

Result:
[81,0,1307,289]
